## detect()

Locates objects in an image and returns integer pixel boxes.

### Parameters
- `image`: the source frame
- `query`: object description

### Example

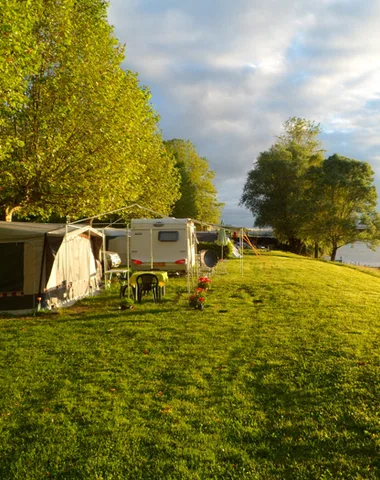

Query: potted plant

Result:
[189,288,206,310]
[197,276,212,290]
[119,297,135,311]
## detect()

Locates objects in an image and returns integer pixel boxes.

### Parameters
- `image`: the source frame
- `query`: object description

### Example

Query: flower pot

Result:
[120,304,135,311]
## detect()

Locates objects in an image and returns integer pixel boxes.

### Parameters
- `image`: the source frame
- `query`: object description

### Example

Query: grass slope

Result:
[1,252,380,479]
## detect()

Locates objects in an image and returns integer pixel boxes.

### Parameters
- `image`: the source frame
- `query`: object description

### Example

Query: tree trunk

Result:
[314,242,319,259]
[288,237,305,255]
[330,243,338,262]
[288,238,298,254]
[4,206,21,222]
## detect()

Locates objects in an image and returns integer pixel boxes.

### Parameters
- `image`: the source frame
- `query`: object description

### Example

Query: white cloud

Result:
[109,0,380,226]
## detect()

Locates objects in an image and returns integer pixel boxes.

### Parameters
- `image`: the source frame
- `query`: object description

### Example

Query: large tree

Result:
[240,117,324,252]
[164,139,223,224]
[302,154,380,261]
[0,0,179,221]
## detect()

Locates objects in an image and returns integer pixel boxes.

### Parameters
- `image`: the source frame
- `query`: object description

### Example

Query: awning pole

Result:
[187,222,191,294]
[65,223,69,298]
[88,230,91,295]
[150,227,153,270]
[102,229,107,287]
[126,223,130,299]
[240,228,244,276]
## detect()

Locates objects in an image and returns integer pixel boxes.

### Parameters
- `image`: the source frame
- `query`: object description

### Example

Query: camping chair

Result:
[117,273,129,298]
[136,273,159,303]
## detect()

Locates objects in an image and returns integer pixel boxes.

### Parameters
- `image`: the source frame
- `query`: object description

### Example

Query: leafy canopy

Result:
[241,118,380,258]
[0,0,180,221]
[164,139,223,224]
[240,117,324,250]
[302,154,380,260]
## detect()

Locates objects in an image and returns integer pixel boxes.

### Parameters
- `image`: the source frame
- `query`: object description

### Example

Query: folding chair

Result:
[117,273,129,298]
[136,273,159,303]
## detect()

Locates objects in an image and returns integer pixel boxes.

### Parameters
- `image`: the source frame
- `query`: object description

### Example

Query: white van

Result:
[130,218,197,273]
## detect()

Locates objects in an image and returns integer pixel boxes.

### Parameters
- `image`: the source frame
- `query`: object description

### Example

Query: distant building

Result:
[246,228,278,249]
[196,231,218,243]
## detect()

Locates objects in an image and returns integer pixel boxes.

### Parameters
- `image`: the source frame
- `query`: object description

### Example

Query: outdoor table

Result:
[104,268,130,288]
[129,271,168,301]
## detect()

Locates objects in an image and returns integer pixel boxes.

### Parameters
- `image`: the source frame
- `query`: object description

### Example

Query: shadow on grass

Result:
[213,347,380,478]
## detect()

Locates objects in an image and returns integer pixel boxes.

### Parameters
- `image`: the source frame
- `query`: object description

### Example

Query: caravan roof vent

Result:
[153,221,164,227]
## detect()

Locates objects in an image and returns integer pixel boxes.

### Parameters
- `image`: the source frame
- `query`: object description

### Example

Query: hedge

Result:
[197,241,233,259]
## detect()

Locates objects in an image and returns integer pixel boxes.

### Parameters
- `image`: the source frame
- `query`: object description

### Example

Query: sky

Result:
[108,0,380,227]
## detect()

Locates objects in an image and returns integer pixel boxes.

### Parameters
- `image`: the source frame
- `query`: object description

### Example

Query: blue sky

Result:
[108,0,380,227]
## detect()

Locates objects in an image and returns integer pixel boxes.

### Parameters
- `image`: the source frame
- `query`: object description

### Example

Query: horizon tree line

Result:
[240,117,380,261]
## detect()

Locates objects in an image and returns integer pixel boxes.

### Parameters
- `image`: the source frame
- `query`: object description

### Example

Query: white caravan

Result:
[130,218,197,273]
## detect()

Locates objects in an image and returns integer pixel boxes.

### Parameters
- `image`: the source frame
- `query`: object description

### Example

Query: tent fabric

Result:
[0,222,55,296]
[0,222,103,313]
[216,227,228,247]
[0,221,64,240]
[216,220,228,246]
[231,242,242,258]
[0,243,24,292]
[46,234,97,298]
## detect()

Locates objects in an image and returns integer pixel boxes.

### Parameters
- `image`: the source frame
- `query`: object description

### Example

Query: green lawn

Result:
[1,252,380,479]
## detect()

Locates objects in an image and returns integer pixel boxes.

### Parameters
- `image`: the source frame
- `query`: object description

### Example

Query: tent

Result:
[0,222,103,314]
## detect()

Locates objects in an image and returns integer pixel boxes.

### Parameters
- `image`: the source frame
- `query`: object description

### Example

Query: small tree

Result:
[240,118,324,252]
[164,139,223,223]
[303,154,380,261]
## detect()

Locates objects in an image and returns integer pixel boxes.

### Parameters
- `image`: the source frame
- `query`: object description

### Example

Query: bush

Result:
[119,297,135,311]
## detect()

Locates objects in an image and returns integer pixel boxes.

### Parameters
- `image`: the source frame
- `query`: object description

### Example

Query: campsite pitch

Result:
[1,252,380,479]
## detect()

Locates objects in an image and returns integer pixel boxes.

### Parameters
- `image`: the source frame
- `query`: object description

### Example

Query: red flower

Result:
[198,277,211,284]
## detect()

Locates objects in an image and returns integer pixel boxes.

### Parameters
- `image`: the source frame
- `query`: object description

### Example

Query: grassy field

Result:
[1,251,380,479]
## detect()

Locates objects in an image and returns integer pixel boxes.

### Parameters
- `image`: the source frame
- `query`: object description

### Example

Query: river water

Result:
[333,242,380,267]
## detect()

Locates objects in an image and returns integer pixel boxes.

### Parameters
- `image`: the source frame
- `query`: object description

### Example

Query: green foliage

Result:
[1,254,380,478]
[277,117,324,167]
[197,240,233,259]
[0,0,180,221]
[120,297,134,305]
[241,118,380,258]
[164,139,223,223]
[302,154,380,260]
[240,118,324,251]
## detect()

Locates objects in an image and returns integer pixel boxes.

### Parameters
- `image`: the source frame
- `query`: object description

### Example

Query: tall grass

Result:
[0,252,380,479]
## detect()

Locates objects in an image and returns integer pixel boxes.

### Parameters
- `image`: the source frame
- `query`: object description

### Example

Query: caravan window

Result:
[158,231,179,242]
